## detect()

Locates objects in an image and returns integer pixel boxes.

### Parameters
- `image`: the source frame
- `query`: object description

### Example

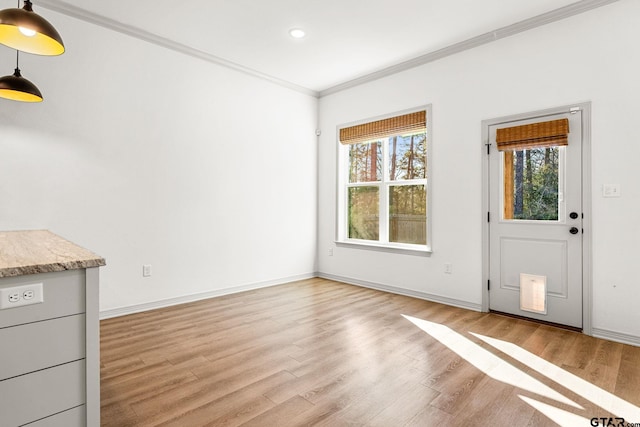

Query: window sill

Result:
[335,240,432,257]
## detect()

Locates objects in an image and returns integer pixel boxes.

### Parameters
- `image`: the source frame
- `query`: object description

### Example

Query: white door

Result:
[488,110,583,328]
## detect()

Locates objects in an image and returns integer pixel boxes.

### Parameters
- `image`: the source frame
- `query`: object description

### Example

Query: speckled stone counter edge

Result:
[0,230,106,278]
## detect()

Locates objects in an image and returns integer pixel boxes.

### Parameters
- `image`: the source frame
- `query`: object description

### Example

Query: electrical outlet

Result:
[444,263,453,274]
[0,283,43,309]
[143,264,152,277]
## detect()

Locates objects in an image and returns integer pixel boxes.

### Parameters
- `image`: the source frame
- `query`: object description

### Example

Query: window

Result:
[337,107,431,253]
[496,118,568,222]
[502,146,562,221]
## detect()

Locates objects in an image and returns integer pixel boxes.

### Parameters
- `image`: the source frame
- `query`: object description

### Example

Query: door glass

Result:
[502,147,561,221]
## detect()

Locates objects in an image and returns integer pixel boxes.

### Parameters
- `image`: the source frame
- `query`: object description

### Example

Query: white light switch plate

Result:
[603,184,621,197]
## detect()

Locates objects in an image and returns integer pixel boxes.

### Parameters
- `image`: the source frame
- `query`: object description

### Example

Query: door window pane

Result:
[348,187,379,240]
[503,147,560,221]
[389,185,426,244]
[349,142,382,183]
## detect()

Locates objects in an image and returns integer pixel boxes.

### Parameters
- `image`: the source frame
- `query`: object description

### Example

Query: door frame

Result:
[481,102,593,335]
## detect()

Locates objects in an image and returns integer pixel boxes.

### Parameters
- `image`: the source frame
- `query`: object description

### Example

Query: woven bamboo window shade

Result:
[340,110,426,145]
[496,118,569,151]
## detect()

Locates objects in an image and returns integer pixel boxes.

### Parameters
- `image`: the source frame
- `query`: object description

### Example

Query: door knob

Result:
[569,212,579,219]
[569,227,579,234]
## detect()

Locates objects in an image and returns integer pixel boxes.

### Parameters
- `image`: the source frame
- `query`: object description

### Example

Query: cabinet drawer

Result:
[25,405,86,427]
[0,270,85,329]
[0,360,85,427]
[0,314,85,381]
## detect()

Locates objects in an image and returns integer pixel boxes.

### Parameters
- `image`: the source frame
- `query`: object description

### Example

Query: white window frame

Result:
[336,105,433,255]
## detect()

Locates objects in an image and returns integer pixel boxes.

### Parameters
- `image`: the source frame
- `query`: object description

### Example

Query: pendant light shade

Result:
[0,67,42,102]
[0,51,43,102]
[0,0,64,56]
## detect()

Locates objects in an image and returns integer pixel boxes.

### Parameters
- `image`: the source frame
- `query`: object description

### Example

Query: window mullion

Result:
[380,138,390,243]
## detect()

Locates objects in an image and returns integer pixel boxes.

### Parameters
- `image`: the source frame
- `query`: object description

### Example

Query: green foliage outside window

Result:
[512,147,559,221]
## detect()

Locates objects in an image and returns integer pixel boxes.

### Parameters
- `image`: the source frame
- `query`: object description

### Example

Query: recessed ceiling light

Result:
[289,28,306,39]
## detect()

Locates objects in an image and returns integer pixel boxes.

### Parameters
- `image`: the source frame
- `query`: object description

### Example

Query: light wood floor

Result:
[100,278,640,426]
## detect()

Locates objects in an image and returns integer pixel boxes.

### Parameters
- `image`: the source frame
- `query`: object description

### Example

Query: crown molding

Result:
[318,0,621,97]
[36,0,619,99]
[35,0,320,98]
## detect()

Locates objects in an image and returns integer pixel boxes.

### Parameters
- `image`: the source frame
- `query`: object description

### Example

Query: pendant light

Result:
[0,50,42,102]
[0,0,64,56]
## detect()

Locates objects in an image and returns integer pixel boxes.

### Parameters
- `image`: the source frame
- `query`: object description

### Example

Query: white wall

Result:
[1,2,637,343]
[0,12,318,313]
[318,0,640,342]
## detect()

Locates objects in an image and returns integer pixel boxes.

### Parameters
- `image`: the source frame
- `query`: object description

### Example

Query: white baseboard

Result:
[99,271,640,348]
[592,327,640,347]
[317,272,483,312]
[100,271,481,320]
[99,272,317,320]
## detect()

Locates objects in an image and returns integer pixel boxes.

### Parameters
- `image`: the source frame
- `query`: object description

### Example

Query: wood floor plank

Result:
[101,360,200,407]
[157,393,275,427]
[615,344,640,406]
[479,386,538,427]
[445,374,515,425]
[562,341,623,393]
[100,278,640,426]
[562,333,601,369]
[403,404,455,427]
[239,396,315,427]
[132,370,297,426]
[367,381,440,426]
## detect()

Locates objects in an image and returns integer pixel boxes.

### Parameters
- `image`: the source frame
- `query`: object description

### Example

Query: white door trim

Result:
[481,102,592,335]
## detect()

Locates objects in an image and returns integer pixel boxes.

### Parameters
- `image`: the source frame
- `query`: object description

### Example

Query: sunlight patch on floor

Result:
[471,332,640,422]
[519,395,592,426]
[403,314,640,424]
[402,315,581,409]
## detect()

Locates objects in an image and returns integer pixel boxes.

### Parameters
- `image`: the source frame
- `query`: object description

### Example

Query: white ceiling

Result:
[38,0,616,96]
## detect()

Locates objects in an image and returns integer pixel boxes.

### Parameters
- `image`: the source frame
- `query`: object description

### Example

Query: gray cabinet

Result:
[0,268,100,427]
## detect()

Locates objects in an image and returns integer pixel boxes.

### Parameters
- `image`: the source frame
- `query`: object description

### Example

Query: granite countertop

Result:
[0,230,106,278]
